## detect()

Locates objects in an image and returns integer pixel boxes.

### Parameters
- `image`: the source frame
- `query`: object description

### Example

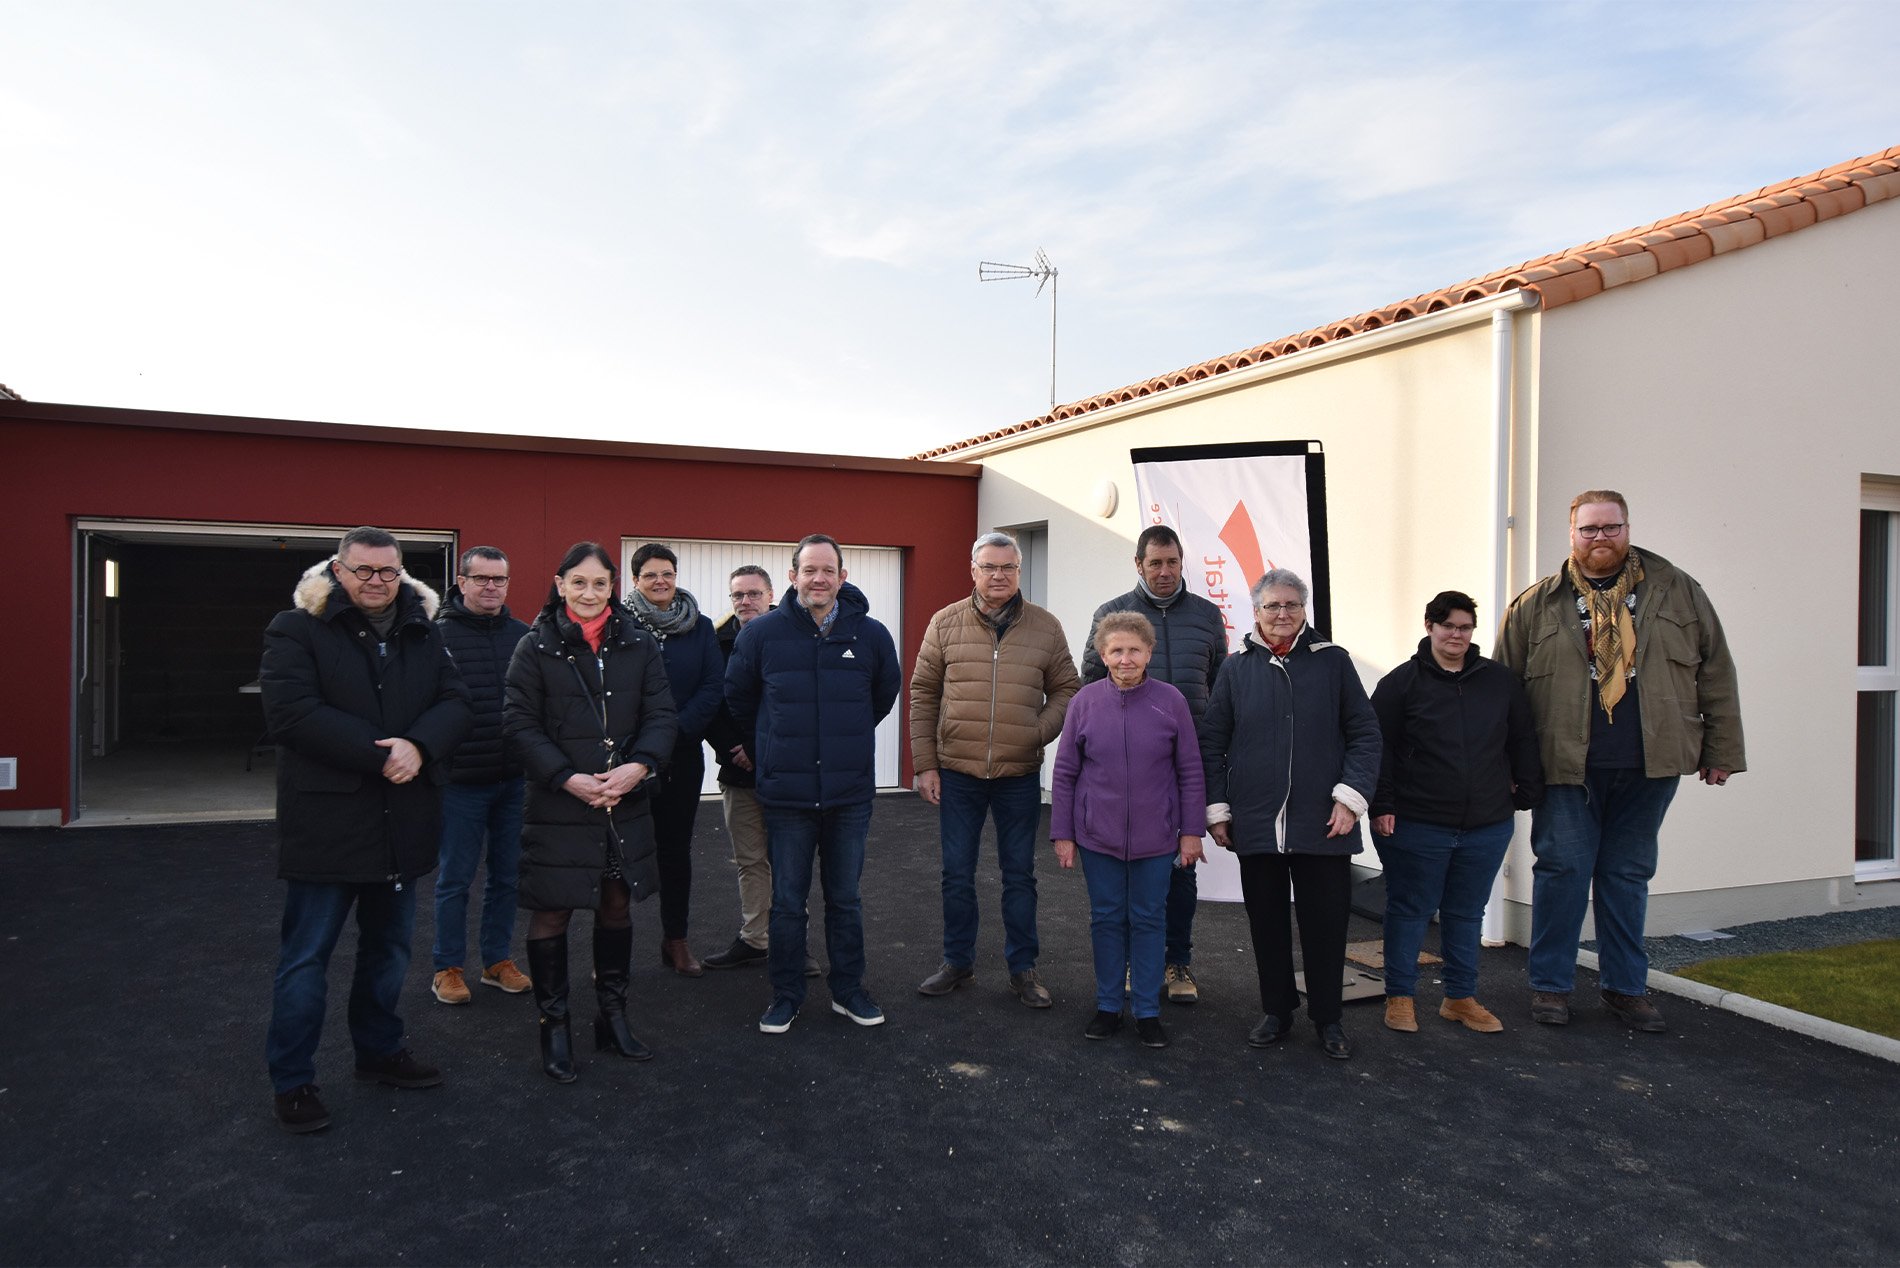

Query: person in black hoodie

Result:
[1369,590,1543,1036]
[429,547,533,1006]
[504,543,677,1082]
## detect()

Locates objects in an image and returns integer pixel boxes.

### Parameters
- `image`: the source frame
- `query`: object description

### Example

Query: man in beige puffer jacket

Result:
[911,532,1080,1007]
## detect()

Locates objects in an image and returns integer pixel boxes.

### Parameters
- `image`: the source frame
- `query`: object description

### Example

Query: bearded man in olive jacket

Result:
[911,531,1080,1008]
[260,527,471,1134]
[1496,490,1744,1035]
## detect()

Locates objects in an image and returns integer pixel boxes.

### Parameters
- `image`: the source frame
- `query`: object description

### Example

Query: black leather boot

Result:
[526,934,577,1083]
[593,926,654,1061]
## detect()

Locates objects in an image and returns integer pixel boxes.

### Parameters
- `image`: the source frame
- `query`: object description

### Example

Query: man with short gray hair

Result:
[429,546,532,1005]
[911,531,1080,1007]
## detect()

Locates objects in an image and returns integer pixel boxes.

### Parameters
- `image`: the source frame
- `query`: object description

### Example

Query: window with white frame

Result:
[1857,481,1900,877]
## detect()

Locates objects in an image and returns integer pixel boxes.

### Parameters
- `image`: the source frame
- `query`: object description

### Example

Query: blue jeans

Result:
[1166,862,1197,966]
[762,801,873,1008]
[1528,771,1679,996]
[1375,817,1514,998]
[267,880,417,1093]
[938,770,1042,973]
[1079,850,1173,1018]
[432,779,524,972]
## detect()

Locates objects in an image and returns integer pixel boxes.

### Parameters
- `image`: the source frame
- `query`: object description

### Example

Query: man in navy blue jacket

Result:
[725,533,901,1034]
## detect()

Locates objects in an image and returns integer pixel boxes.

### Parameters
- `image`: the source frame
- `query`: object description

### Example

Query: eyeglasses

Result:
[342,565,402,582]
[638,571,676,583]
[1257,602,1303,615]
[462,574,509,588]
[1435,622,1477,635]
[975,563,1020,576]
[1576,522,1627,539]
[730,589,769,602]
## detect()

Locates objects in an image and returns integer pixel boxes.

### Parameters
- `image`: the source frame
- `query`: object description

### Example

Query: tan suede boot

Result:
[1440,996,1504,1033]
[1383,996,1418,1032]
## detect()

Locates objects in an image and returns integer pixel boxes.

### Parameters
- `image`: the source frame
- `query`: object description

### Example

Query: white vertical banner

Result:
[1130,444,1321,903]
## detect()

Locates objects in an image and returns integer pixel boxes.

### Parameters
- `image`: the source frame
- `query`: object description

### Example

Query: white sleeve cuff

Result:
[1206,802,1232,826]
[1331,784,1368,818]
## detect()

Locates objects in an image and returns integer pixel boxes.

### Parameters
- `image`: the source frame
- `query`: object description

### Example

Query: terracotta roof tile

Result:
[918,144,1900,458]
[0,383,23,402]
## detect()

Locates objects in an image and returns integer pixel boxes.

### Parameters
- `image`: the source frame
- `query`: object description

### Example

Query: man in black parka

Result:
[260,527,471,1134]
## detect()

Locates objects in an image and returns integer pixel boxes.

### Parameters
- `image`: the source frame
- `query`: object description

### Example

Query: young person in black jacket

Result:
[504,543,677,1081]
[1369,590,1543,1035]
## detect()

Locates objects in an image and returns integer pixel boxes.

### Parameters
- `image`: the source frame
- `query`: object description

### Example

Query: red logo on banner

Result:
[1218,501,1274,586]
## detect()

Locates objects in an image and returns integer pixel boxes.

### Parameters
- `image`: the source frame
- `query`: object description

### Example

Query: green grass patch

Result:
[1676,939,1900,1040]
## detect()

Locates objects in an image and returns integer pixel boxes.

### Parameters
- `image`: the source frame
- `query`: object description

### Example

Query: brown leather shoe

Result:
[1383,996,1418,1032]
[1601,990,1667,1032]
[1439,996,1504,1033]
[660,938,704,977]
[917,962,974,996]
[1530,991,1571,1026]
[1009,969,1053,1008]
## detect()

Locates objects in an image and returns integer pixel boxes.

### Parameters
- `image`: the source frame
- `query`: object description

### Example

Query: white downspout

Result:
[1483,297,1533,945]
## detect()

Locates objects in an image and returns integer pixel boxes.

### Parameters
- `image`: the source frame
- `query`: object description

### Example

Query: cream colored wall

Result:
[1530,197,1900,912]
[974,320,1504,732]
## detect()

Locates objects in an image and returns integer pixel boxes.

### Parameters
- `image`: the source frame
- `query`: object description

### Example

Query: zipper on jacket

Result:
[1271,649,1293,853]
[986,643,1001,776]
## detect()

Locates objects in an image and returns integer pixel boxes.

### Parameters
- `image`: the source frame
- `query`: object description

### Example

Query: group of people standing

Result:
[260,486,1744,1134]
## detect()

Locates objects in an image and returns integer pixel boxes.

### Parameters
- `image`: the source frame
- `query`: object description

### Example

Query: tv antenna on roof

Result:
[979,249,1058,411]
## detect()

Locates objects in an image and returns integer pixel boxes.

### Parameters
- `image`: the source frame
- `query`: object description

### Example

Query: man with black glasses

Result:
[429,547,532,1006]
[1497,490,1745,1033]
[260,526,469,1133]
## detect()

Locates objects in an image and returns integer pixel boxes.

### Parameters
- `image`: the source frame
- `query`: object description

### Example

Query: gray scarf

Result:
[625,587,701,639]
[1138,577,1184,608]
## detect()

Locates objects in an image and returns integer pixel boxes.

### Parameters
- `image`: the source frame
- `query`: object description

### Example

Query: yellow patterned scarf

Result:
[1567,549,1643,721]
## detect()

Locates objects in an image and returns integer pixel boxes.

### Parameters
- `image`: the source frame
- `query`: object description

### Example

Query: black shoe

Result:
[1008,969,1054,1008]
[1531,991,1572,1026]
[805,956,823,979]
[917,962,974,996]
[593,926,654,1061]
[1601,990,1668,1033]
[1084,1010,1123,1040]
[273,1084,330,1134]
[353,1047,443,1089]
[702,938,768,970]
[1247,1013,1291,1047]
[1318,1022,1352,1060]
[527,934,578,1084]
[1136,1017,1168,1049]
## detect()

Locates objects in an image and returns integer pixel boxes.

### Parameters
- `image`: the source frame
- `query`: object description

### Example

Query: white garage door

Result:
[622,537,905,793]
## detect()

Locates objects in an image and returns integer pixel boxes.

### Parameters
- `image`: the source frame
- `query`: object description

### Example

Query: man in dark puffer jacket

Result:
[429,546,533,1006]
[725,534,900,1035]
[261,527,471,1134]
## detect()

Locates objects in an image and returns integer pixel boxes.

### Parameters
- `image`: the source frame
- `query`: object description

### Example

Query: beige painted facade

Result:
[949,194,1900,940]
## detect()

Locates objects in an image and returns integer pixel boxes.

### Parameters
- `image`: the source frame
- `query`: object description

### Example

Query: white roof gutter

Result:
[936,288,1541,461]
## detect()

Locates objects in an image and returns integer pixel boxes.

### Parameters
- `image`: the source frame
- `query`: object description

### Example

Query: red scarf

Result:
[566,605,610,652]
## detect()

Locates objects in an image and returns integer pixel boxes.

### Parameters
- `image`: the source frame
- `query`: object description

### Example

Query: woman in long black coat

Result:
[504,542,677,1082]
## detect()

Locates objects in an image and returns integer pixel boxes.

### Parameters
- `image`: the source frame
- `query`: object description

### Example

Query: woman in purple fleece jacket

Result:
[1051,612,1206,1048]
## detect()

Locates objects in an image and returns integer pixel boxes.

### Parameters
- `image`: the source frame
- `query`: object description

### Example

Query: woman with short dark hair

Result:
[505,542,677,1081]
[1369,591,1543,1034]
[625,542,726,976]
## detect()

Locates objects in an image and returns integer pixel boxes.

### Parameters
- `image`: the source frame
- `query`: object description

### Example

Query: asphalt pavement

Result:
[3,793,1895,1266]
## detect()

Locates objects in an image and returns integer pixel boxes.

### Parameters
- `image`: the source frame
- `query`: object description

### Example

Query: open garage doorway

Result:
[74,519,454,825]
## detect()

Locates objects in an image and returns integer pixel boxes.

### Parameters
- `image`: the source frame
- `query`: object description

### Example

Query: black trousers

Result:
[652,743,706,939]
[1238,852,1353,1025]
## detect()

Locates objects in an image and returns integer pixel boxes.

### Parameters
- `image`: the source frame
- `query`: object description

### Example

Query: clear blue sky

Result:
[4,1,1896,456]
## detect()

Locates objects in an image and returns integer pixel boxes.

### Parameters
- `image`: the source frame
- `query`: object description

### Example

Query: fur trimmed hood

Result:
[292,557,443,620]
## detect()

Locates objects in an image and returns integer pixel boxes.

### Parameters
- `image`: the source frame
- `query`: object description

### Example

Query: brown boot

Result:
[1440,996,1504,1033]
[660,938,704,978]
[1383,996,1418,1032]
